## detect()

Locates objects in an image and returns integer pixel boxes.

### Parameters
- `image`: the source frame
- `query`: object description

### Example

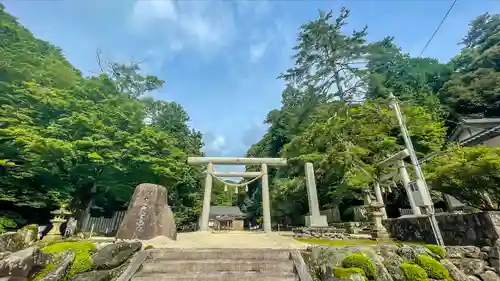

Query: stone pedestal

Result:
[116,183,177,241]
[305,215,329,228]
[368,201,390,240]
[43,220,63,242]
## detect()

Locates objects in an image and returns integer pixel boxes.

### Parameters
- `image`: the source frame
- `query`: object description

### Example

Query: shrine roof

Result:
[209,205,246,218]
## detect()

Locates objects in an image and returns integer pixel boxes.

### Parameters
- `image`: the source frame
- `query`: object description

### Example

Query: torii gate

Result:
[188,157,285,232]
[187,157,328,233]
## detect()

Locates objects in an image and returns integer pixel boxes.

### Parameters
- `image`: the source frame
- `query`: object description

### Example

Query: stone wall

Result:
[446,245,500,278]
[330,221,371,234]
[384,211,500,246]
[320,207,341,223]
[304,244,500,281]
[293,227,347,240]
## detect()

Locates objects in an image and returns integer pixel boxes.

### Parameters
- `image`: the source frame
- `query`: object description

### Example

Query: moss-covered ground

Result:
[31,240,96,281]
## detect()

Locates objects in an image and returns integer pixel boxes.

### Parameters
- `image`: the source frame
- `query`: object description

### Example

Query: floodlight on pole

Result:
[388,93,445,247]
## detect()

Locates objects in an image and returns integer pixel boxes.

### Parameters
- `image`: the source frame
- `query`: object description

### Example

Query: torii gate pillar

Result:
[199,162,214,231]
[260,163,271,232]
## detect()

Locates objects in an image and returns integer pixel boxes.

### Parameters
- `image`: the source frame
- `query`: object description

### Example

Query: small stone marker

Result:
[116,183,177,241]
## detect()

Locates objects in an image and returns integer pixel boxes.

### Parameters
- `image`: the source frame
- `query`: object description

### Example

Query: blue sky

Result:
[4,0,500,174]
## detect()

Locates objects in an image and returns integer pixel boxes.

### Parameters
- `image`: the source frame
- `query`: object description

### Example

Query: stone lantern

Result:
[43,203,72,241]
[367,201,390,240]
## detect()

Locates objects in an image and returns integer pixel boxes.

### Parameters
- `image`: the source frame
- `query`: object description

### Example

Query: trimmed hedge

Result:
[415,255,449,279]
[400,262,430,281]
[333,267,367,280]
[341,253,376,279]
[424,244,446,259]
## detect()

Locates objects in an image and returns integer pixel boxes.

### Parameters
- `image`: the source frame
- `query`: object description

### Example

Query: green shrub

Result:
[41,241,96,281]
[424,244,446,259]
[0,216,17,233]
[400,262,430,281]
[341,253,377,279]
[144,245,154,250]
[333,267,367,280]
[415,255,449,279]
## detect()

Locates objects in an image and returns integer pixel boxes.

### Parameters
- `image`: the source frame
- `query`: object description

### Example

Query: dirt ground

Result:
[143,231,309,249]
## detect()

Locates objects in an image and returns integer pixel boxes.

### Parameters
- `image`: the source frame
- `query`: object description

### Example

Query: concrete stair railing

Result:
[129,248,302,281]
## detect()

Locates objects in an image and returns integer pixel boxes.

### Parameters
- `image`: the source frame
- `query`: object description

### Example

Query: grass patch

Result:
[295,238,425,246]
[32,263,57,281]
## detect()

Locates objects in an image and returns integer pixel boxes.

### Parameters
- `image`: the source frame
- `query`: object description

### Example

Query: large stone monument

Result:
[116,183,177,241]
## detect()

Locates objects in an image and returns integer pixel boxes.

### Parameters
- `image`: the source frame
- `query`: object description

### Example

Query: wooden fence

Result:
[81,211,126,235]
[399,207,445,216]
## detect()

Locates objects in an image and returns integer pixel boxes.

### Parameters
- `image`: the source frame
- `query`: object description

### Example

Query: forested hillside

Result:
[243,9,500,224]
[0,3,212,229]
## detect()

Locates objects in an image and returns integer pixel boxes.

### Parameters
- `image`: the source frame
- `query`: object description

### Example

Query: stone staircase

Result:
[131,249,299,281]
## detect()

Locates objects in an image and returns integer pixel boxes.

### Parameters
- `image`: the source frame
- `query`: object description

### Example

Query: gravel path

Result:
[144,231,308,249]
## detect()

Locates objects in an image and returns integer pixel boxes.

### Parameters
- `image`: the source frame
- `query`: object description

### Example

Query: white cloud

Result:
[209,135,226,152]
[132,0,177,22]
[131,0,235,54]
[236,0,272,18]
[249,39,270,62]
[203,132,227,155]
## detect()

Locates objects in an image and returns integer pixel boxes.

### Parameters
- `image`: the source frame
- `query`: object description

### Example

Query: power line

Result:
[418,0,458,57]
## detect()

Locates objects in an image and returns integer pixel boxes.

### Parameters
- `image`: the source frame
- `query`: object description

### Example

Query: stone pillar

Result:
[397,160,422,216]
[261,163,272,233]
[373,182,388,220]
[304,162,328,227]
[364,193,372,205]
[199,162,214,231]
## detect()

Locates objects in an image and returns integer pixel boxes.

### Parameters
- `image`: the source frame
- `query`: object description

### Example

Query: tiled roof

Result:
[449,118,500,144]
[209,206,246,218]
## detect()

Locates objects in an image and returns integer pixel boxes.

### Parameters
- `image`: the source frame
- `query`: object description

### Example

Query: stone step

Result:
[132,272,298,281]
[147,249,292,260]
[139,259,295,274]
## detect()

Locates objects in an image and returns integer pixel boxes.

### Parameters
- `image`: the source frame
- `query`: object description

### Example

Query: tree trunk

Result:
[79,182,97,232]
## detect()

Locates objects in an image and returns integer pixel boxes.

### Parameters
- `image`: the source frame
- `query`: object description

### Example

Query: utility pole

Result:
[388,93,445,247]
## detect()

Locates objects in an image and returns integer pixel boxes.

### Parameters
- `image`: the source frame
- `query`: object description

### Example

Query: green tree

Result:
[279,8,369,100]
[282,101,445,205]
[365,37,452,116]
[425,145,500,210]
[440,13,500,118]
[0,5,204,226]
